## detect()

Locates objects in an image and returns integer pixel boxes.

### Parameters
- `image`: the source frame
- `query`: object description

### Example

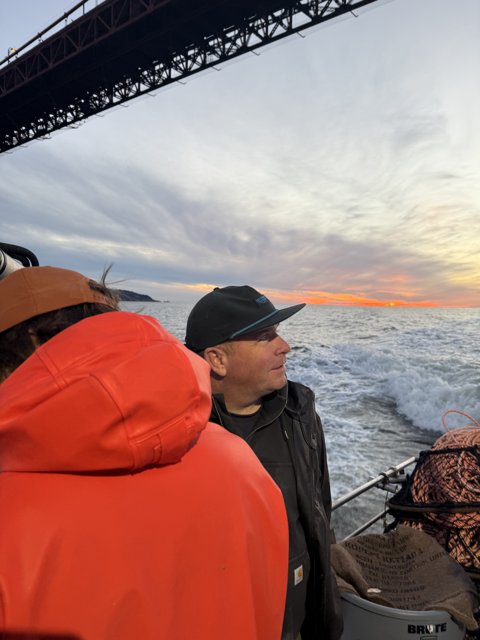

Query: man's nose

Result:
[275,335,291,353]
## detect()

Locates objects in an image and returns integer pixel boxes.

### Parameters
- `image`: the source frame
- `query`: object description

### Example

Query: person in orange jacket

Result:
[0,266,288,640]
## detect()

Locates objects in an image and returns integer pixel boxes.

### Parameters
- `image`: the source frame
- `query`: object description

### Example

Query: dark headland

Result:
[114,289,158,302]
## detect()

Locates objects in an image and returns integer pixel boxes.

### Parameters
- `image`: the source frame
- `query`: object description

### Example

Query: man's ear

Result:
[203,346,228,377]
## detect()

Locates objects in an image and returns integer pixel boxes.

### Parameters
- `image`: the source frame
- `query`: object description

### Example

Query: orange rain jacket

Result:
[0,311,288,640]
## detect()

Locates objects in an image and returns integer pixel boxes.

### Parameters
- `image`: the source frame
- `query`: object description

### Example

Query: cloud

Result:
[1,0,479,306]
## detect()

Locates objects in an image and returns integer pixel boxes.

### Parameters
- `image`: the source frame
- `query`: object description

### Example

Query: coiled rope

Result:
[413,410,480,504]
[397,410,480,577]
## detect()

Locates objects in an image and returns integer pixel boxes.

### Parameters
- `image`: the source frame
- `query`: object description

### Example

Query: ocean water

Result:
[122,302,480,538]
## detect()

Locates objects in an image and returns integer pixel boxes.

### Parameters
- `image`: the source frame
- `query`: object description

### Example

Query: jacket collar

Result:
[212,383,288,432]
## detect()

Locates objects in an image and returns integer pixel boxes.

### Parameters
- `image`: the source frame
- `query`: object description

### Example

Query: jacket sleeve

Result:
[313,407,343,639]
[314,411,333,522]
[290,382,343,640]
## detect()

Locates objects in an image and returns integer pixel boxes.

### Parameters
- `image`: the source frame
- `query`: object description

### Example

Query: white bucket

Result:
[340,592,465,640]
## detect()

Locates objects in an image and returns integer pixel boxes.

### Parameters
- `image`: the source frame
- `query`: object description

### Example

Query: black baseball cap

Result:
[185,285,305,352]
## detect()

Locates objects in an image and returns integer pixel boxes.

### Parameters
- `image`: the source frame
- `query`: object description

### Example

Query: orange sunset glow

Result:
[182,284,440,308]
[264,290,438,308]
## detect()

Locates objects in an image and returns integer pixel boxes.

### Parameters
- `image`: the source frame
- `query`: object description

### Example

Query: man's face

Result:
[223,325,291,401]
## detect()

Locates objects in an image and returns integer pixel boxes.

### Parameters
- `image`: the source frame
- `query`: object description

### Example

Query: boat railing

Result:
[332,455,417,540]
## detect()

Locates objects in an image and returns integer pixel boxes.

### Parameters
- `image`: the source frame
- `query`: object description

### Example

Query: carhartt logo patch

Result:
[255,295,268,305]
[294,564,303,586]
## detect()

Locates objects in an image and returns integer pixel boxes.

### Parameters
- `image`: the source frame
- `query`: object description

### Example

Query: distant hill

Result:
[114,289,157,302]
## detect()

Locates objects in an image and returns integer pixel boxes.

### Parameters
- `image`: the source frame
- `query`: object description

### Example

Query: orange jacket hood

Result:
[0,311,212,473]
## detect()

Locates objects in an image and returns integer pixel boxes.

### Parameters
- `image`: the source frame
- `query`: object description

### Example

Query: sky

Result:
[0,0,479,307]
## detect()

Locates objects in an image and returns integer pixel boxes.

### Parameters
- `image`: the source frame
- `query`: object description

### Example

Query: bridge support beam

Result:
[0,0,380,153]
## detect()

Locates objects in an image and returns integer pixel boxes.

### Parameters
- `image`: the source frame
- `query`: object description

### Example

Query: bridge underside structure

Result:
[0,0,380,153]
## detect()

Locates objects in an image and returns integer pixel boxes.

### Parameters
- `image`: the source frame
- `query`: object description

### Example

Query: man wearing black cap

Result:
[185,286,343,640]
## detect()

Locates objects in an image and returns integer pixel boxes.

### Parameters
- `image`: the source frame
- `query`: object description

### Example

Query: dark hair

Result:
[0,276,118,383]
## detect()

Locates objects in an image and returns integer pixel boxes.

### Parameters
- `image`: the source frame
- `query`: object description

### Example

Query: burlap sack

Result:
[332,526,479,631]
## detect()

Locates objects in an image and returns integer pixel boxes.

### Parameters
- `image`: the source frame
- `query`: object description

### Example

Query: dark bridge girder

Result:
[0,0,381,153]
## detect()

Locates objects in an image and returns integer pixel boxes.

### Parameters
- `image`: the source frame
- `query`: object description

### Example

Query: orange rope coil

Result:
[393,410,480,576]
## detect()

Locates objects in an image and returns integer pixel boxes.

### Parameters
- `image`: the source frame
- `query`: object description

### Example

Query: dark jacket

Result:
[211,380,343,640]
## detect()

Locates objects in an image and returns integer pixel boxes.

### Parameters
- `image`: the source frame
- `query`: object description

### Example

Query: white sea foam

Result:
[283,307,480,433]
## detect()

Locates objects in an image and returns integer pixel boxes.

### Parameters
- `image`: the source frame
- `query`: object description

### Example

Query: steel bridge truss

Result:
[0,0,380,153]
